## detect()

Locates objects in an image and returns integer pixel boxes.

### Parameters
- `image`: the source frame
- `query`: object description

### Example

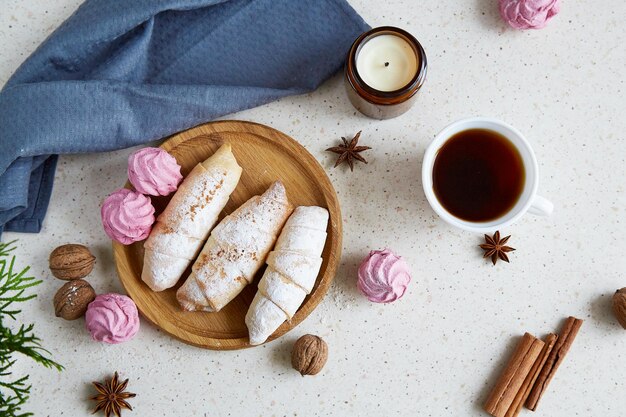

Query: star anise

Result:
[90,372,136,417]
[326,131,371,171]
[479,231,515,265]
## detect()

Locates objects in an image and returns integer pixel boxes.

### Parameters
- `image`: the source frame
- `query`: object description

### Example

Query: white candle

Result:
[355,34,418,92]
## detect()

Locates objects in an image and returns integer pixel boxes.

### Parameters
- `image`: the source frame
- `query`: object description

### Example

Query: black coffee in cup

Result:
[432,128,525,222]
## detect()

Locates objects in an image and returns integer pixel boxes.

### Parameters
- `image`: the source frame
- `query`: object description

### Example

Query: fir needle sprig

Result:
[0,240,63,417]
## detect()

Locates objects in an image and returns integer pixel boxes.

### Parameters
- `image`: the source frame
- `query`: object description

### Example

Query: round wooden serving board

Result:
[113,121,342,350]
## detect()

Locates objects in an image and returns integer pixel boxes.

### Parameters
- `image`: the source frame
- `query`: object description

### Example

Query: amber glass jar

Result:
[344,26,427,120]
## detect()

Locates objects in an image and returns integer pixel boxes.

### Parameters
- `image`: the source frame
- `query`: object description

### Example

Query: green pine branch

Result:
[0,240,63,417]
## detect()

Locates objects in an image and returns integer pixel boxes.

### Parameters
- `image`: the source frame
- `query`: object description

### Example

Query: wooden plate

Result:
[113,121,342,350]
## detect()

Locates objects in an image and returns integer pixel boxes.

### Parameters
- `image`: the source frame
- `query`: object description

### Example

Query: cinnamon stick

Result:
[484,333,545,417]
[525,317,583,411]
[504,333,558,417]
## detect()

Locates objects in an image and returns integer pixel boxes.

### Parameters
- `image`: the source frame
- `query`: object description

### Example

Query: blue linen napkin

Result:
[0,0,368,237]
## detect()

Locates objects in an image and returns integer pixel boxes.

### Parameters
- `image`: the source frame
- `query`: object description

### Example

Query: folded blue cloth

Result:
[0,0,368,237]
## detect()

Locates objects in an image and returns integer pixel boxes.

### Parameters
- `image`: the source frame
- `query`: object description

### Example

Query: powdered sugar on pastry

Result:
[246,206,329,345]
[177,181,293,311]
[141,144,242,292]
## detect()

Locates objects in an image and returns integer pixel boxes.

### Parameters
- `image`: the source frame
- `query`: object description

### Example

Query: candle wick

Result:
[384,62,390,67]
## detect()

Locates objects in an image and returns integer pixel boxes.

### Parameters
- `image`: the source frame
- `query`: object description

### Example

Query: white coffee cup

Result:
[422,117,553,233]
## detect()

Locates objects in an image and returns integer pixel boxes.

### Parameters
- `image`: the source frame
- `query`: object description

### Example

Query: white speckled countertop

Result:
[2,1,625,416]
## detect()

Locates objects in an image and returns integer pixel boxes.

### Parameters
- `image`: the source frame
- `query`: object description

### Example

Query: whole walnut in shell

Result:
[613,288,626,329]
[53,279,96,320]
[49,244,95,280]
[291,334,328,376]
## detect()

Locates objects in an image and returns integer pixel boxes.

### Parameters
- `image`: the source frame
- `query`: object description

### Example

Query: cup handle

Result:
[528,195,553,216]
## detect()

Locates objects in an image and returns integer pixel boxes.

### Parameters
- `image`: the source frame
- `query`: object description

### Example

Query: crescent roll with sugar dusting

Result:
[177,181,293,312]
[141,144,242,291]
[246,206,329,345]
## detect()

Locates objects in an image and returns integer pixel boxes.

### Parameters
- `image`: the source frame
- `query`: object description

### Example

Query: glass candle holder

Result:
[344,26,427,120]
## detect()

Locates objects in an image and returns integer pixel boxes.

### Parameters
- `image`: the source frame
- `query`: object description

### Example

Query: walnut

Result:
[612,288,626,329]
[49,244,96,280]
[53,279,96,320]
[291,334,328,376]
